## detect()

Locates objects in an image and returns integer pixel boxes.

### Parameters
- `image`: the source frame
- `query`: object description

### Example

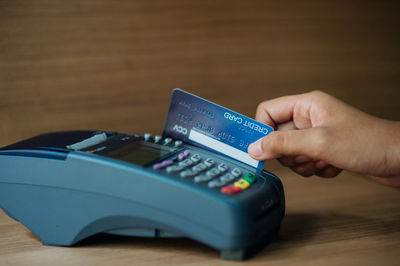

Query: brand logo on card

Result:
[173,124,188,135]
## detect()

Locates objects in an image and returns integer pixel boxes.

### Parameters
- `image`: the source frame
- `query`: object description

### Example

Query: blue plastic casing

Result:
[0,131,284,258]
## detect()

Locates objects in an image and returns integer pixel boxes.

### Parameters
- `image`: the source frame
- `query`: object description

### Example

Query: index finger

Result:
[255,92,312,128]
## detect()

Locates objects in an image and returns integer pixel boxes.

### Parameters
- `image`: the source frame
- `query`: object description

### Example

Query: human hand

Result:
[248,91,400,187]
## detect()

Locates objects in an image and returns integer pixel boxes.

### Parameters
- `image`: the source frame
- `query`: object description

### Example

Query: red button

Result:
[221,185,242,194]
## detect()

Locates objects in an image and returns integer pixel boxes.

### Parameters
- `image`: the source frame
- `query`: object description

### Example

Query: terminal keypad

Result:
[147,134,257,195]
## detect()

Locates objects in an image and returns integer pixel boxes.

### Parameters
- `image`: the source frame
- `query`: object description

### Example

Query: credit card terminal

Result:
[0,131,285,260]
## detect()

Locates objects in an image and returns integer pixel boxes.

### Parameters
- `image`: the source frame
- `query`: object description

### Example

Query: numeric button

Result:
[217,163,228,173]
[220,173,235,183]
[166,165,184,173]
[231,168,242,178]
[190,154,201,164]
[206,168,220,178]
[179,159,193,168]
[208,179,225,188]
[204,158,215,168]
[194,175,213,183]
[180,170,197,178]
[192,163,207,173]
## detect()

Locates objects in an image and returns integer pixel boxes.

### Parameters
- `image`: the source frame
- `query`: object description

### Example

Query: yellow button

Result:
[234,179,250,190]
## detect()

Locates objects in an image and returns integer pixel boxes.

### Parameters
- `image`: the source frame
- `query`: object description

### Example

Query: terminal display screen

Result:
[108,141,172,166]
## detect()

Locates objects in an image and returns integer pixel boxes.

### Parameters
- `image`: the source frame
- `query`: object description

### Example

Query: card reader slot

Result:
[66,133,108,150]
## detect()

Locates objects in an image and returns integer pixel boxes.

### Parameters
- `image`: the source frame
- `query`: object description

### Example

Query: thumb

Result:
[248,128,326,160]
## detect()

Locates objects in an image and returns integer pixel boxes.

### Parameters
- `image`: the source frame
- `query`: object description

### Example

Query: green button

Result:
[244,173,255,184]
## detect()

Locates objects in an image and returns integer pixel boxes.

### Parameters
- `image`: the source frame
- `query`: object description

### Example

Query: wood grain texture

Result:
[1,0,400,146]
[0,1,399,265]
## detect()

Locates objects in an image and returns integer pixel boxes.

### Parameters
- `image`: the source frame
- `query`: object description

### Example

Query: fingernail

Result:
[295,155,311,164]
[315,160,329,170]
[248,139,263,158]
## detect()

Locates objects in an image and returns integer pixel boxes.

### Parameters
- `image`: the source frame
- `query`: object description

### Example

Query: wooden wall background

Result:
[1,0,399,148]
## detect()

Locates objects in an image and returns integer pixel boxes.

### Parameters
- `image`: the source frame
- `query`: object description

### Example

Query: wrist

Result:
[381,120,400,177]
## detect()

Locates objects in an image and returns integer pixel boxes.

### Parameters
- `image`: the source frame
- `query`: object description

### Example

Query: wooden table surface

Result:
[1,169,399,266]
[0,1,399,265]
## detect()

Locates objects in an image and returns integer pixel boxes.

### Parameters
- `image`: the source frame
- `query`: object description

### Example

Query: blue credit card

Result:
[162,88,273,170]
